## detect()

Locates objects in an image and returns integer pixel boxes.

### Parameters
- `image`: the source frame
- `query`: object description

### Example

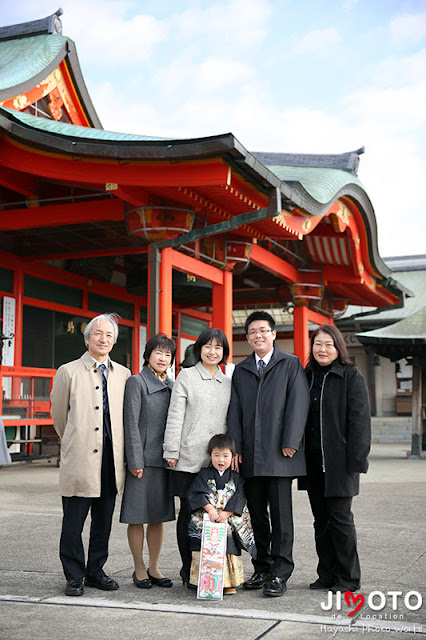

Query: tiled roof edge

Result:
[0,9,63,41]
[252,147,365,176]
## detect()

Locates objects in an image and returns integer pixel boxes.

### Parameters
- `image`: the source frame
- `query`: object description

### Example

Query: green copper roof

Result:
[0,106,168,142]
[358,306,426,341]
[0,34,67,92]
[264,164,366,204]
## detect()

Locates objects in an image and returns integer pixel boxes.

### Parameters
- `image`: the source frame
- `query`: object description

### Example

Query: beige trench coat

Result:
[50,350,130,498]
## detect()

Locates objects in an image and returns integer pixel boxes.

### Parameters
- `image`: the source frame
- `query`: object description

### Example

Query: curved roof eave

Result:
[0,105,406,301]
[0,35,101,129]
[0,105,286,196]
[0,35,68,100]
[63,38,102,129]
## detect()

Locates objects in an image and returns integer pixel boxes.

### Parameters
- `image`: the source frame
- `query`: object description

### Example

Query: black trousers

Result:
[171,470,196,582]
[307,459,361,590]
[244,476,294,581]
[59,438,117,581]
[176,497,192,580]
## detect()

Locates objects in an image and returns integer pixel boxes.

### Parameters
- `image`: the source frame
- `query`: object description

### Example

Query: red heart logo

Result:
[345,591,365,616]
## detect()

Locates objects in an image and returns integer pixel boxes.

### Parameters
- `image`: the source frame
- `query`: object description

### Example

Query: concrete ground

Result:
[0,444,425,640]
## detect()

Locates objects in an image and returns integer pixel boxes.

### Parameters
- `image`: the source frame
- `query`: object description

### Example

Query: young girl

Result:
[187,434,255,595]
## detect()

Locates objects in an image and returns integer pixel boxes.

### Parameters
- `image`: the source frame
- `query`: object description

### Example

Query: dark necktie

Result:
[258,359,265,376]
[99,364,112,440]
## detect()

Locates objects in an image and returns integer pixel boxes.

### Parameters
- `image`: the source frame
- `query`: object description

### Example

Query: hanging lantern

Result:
[126,206,195,241]
[199,235,226,267]
[225,241,252,273]
[289,283,325,307]
[226,241,252,263]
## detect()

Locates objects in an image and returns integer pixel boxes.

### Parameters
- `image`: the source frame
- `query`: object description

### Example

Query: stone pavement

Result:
[0,444,425,640]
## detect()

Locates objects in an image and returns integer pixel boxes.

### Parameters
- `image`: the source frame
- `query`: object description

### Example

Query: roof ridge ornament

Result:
[252,146,365,176]
[0,8,63,42]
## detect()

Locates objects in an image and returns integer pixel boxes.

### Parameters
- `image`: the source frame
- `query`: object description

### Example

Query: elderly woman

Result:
[303,325,371,594]
[120,334,176,589]
[163,328,231,587]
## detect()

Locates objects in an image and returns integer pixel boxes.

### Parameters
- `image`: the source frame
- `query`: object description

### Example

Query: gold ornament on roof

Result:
[13,95,28,109]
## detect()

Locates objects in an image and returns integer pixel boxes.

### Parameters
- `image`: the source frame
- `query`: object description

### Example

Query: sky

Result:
[2,0,426,258]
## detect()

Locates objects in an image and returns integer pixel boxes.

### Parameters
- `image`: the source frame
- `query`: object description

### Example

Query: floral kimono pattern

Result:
[187,467,256,558]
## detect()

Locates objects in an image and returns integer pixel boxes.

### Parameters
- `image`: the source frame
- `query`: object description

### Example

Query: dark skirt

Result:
[168,470,197,499]
[120,466,175,524]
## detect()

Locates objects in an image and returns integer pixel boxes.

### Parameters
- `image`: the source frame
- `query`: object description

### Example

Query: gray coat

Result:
[163,362,232,473]
[227,346,310,479]
[123,366,173,470]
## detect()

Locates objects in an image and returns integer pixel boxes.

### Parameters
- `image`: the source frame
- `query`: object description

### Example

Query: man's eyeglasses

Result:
[247,328,273,337]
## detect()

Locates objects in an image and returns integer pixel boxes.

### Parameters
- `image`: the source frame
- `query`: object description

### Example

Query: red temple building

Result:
[0,10,408,460]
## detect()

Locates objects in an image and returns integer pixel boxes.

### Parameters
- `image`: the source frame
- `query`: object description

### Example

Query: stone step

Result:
[372,425,412,434]
[371,434,411,444]
[371,417,411,425]
[370,416,412,444]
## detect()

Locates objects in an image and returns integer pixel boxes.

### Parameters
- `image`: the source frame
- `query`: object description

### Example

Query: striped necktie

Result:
[258,359,265,376]
[99,364,109,415]
[98,363,112,442]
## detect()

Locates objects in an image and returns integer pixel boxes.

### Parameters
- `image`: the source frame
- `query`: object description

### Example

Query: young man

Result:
[227,311,310,597]
[50,313,130,596]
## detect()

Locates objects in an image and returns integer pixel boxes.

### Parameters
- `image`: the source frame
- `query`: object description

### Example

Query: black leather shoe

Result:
[85,574,119,591]
[263,576,287,597]
[132,571,152,589]
[331,584,360,593]
[65,578,84,596]
[310,579,334,590]
[147,570,173,588]
[242,571,271,590]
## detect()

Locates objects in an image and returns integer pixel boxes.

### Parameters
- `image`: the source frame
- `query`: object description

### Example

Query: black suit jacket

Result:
[227,346,310,479]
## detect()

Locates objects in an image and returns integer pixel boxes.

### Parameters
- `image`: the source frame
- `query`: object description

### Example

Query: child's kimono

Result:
[187,465,255,588]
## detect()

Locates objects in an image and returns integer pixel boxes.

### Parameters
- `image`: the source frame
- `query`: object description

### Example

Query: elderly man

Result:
[51,313,130,596]
[227,311,310,597]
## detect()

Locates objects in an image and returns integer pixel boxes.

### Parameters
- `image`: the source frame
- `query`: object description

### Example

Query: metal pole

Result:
[409,358,423,459]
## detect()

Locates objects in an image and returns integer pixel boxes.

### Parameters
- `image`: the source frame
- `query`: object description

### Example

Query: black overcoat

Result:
[302,362,371,497]
[227,346,310,479]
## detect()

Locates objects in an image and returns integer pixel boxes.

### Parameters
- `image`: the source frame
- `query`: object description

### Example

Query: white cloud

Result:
[341,0,359,12]
[155,55,255,98]
[291,27,342,56]
[389,12,426,45]
[61,0,167,67]
[171,0,272,51]
[368,49,426,87]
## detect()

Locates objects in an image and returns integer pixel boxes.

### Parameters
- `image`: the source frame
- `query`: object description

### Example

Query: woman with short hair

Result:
[120,333,176,589]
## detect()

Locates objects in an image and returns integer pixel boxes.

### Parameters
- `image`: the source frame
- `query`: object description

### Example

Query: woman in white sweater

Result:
[163,328,231,587]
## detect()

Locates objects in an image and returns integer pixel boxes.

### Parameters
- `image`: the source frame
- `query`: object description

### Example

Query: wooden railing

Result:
[0,366,58,462]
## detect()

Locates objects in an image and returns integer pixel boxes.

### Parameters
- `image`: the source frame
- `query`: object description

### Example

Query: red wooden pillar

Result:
[293,305,310,366]
[294,306,334,365]
[159,247,173,339]
[212,270,233,361]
